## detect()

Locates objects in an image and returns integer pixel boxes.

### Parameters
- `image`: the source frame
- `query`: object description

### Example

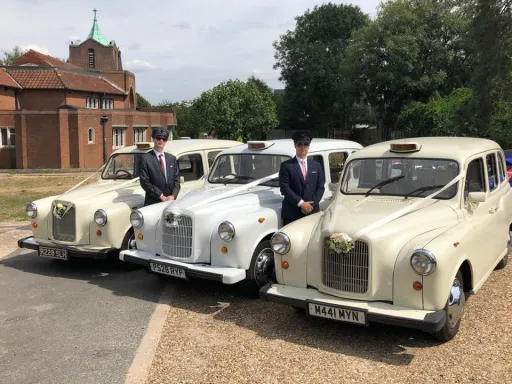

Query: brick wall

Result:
[0,88,16,110]
[18,90,66,110]
[68,40,120,71]
[24,113,60,168]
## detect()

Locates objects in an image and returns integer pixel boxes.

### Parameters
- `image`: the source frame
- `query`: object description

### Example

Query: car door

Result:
[177,152,206,196]
[308,152,331,211]
[464,153,505,284]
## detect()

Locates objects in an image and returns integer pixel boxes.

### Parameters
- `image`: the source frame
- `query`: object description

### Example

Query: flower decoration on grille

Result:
[53,202,68,220]
[163,204,181,228]
[328,232,354,254]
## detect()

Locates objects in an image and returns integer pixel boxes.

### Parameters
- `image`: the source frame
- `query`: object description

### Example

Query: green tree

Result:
[136,92,151,109]
[343,0,470,140]
[273,3,370,136]
[0,46,24,65]
[247,76,273,95]
[156,100,201,139]
[194,79,278,141]
[465,0,512,136]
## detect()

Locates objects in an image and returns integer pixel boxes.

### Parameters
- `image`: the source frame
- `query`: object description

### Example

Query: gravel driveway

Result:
[147,264,511,384]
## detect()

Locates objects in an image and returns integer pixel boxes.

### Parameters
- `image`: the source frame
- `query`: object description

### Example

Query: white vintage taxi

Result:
[261,137,511,341]
[119,138,363,292]
[17,139,241,261]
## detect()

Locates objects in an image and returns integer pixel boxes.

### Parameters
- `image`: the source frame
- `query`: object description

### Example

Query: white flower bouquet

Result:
[53,202,67,219]
[328,232,354,254]
[164,205,181,228]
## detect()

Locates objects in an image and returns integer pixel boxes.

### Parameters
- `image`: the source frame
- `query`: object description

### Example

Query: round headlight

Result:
[130,210,144,229]
[94,209,108,226]
[410,249,437,275]
[218,221,235,241]
[271,232,291,255]
[26,202,37,218]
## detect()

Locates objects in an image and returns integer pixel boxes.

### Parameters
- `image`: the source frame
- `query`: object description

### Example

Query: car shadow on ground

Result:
[0,249,166,303]
[157,275,444,366]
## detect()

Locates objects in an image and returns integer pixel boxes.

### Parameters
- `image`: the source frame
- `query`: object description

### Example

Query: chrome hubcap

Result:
[447,278,465,328]
[254,248,275,287]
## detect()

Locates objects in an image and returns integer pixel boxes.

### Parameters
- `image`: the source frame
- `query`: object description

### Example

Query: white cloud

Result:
[125,60,154,71]
[20,44,50,55]
[0,0,381,104]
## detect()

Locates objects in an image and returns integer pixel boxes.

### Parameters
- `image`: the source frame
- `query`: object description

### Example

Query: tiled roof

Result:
[11,49,81,70]
[6,68,126,95]
[0,68,21,89]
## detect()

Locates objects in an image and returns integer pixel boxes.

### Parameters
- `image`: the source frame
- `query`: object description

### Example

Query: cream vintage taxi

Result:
[119,138,363,293]
[17,139,241,261]
[261,137,511,341]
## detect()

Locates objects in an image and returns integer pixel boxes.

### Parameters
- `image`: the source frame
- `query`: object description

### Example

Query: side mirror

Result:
[328,182,338,192]
[180,176,185,184]
[468,191,486,203]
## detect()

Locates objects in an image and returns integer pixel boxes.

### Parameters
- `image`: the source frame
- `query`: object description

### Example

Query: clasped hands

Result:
[300,201,314,215]
[160,195,175,202]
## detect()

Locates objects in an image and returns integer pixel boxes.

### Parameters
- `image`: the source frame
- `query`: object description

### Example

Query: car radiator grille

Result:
[52,207,76,242]
[162,215,193,258]
[322,238,369,294]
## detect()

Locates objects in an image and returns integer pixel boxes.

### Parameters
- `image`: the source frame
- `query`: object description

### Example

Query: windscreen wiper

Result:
[404,185,445,199]
[365,175,405,197]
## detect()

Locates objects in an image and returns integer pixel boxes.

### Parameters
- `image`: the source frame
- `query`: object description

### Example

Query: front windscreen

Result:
[102,153,144,180]
[208,154,291,187]
[341,157,460,199]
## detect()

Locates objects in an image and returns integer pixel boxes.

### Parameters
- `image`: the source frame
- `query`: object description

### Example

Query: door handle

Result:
[489,205,499,214]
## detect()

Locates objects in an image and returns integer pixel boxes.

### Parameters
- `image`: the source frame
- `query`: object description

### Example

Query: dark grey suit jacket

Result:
[139,150,181,206]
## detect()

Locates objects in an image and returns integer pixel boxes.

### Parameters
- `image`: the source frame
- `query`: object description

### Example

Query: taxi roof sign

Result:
[136,142,152,149]
[247,141,274,150]
[389,142,421,153]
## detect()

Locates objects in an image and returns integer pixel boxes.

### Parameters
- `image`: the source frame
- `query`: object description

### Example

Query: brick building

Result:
[0,10,175,169]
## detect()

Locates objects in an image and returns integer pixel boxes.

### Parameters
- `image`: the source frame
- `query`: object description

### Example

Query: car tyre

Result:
[240,240,276,297]
[431,270,465,342]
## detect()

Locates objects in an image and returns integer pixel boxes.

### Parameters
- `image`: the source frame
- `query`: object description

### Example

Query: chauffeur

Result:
[279,131,325,225]
[139,127,181,206]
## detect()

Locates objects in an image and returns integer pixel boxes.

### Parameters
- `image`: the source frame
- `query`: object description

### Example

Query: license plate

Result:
[39,246,68,260]
[308,303,367,326]
[149,262,186,279]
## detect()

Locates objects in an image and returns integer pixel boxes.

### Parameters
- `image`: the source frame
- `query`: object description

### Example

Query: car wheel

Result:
[241,240,276,297]
[116,229,142,270]
[431,270,465,342]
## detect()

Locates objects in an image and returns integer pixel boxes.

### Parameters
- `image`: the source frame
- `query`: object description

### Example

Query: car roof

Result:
[111,139,242,155]
[217,138,363,157]
[349,137,502,164]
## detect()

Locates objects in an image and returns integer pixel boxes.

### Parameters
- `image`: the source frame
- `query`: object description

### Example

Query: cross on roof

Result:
[93,9,97,19]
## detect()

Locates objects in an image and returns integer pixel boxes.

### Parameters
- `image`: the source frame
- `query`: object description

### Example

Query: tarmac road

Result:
[0,225,165,384]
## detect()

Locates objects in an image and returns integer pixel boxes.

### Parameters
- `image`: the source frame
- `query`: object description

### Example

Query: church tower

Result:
[68,9,123,71]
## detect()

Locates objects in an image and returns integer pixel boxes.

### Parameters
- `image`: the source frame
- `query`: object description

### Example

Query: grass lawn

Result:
[0,172,96,222]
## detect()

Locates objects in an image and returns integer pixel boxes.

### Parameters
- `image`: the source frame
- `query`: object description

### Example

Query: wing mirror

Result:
[180,176,185,184]
[467,191,486,203]
[328,182,338,192]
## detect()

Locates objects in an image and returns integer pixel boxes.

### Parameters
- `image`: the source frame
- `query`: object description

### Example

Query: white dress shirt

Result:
[154,149,166,180]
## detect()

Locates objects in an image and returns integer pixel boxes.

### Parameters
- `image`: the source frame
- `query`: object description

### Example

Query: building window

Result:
[86,97,99,109]
[113,128,125,148]
[87,128,94,144]
[88,49,95,68]
[102,98,114,109]
[0,128,15,148]
[134,127,146,143]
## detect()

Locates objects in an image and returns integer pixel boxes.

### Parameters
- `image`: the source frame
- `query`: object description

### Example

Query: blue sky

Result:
[2,0,380,104]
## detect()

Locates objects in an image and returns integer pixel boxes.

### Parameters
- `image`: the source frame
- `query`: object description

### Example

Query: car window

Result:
[178,153,204,182]
[485,153,498,191]
[207,150,222,168]
[464,158,485,199]
[328,152,347,184]
[497,152,506,184]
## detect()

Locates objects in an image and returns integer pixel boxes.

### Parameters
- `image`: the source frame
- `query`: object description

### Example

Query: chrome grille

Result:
[52,206,76,242]
[162,215,193,258]
[323,239,369,293]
